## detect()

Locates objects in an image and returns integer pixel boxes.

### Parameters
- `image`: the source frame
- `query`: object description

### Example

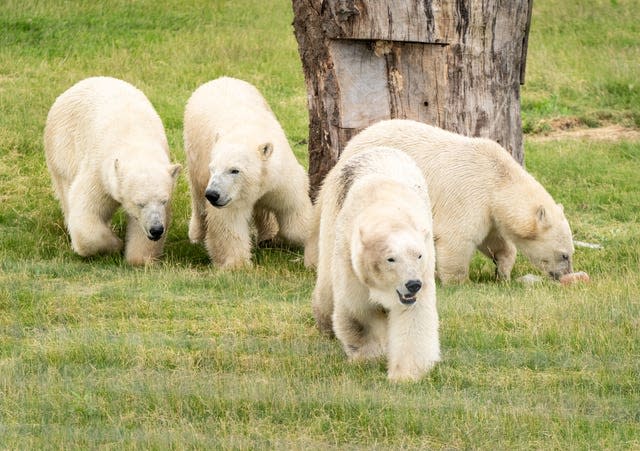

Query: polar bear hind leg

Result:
[311,262,336,335]
[435,236,477,284]
[253,206,278,243]
[272,192,311,247]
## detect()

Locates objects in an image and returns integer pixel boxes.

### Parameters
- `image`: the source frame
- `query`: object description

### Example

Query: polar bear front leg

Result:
[332,302,387,362]
[124,215,165,265]
[66,183,122,257]
[479,232,517,281]
[50,176,71,226]
[495,240,517,280]
[331,271,387,360]
[386,295,440,382]
[204,208,253,269]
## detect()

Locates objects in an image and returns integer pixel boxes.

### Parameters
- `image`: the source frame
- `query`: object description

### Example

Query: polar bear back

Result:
[184,77,280,150]
[344,120,524,205]
[341,119,555,231]
[44,76,170,181]
[329,146,431,214]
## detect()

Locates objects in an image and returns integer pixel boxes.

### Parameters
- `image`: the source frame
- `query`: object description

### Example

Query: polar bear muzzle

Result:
[148,224,164,241]
[548,253,573,280]
[396,279,422,305]
[205,188,230,208]
[139,204,167,241]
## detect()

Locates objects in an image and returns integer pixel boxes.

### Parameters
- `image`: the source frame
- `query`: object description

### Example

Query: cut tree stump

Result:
[292,0,533,198]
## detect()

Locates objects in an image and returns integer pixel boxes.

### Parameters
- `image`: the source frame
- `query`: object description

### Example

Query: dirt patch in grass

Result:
[528,119,640,142]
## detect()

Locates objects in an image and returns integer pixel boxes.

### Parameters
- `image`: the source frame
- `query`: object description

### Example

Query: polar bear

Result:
[313,146,440,382]
[184,77,312,268]
[308,119,574,284]
[44,76,181,265]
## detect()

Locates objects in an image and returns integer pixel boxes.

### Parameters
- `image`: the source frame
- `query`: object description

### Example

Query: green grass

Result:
[1,0,639,448]
[523,0,640,132]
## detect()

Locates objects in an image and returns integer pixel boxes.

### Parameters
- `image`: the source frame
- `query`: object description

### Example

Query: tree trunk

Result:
[292,0,533,199]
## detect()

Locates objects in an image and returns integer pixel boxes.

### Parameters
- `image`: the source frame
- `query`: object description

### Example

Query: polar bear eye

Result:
[418,254,422,259]
[387,257,395,263]
[229,168,240,175]
[136,203,145,209]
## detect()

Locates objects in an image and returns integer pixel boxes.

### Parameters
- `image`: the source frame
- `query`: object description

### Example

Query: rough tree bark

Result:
[292,0,533,199]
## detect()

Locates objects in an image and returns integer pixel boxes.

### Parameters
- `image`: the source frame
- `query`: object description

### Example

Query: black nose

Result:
[405,279,422,294]
[205,190,220,205]
[149,225,164,240]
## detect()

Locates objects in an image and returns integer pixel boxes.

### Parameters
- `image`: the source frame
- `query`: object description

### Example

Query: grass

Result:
[1,0,639,448]
[522,0,640,132]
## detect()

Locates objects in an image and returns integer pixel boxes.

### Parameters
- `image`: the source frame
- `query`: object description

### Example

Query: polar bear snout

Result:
[142,212,166,241]
[148,224,164,241]
[205,189,220,205]
[405,279,422,294]
[396,279,422,305]
[549,255,573,280]
[205,188,229,208]
[138,205,168,241]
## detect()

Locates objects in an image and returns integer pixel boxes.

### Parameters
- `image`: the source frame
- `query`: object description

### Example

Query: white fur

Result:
[184,77,312,268]
[44,76,181,265]
[313,146,440,382]
[307,119,574,284]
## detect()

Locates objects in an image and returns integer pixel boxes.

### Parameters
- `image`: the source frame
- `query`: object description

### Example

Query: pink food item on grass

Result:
[559,271,590,285]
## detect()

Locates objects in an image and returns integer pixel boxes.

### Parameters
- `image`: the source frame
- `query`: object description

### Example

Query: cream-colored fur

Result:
[184,77,312,268]
[307,119,574,284]
[44,76,181,265]
[313,146,440,382]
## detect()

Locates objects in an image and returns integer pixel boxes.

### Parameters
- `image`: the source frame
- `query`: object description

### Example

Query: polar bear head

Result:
[204,138,273,209]
[112,159,181,241]
[351,209,434,309]
[515,202,575,279]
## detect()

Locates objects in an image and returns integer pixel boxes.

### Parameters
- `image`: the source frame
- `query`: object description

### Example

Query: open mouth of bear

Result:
[396,290,417,305]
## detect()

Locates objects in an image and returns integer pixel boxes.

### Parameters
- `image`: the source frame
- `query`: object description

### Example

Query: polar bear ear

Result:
[258,142,274,160]
[350,223,364,248]
[513,205,549,240]
[113,158,124,181]
[534,205,552,231]
[350,224,366,268]
[169,163,182,180]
